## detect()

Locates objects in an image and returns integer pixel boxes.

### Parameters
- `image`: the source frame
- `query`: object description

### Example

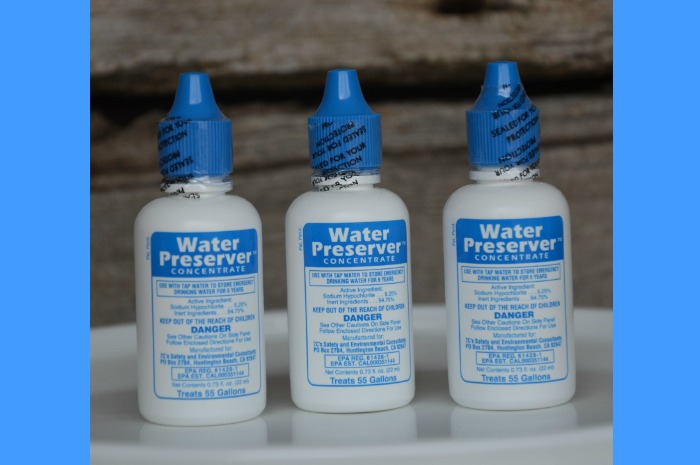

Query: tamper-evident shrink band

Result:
[158,119,232,178]
[308,114,382,171]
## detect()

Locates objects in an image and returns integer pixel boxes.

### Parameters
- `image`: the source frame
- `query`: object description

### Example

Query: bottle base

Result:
[138,399,266,427]
[292,391,413,414]
[449,386,575,411]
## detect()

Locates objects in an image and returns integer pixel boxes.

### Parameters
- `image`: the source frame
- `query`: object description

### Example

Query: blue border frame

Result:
[613,2,700,463]
[4,2,89,463]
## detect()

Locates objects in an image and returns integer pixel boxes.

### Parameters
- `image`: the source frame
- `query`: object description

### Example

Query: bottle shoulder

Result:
[287,187,409,224]
[135,193,261,231]
[444,181,570,219]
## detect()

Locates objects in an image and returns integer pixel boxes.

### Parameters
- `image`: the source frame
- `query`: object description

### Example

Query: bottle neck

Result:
[469,161,540,183]
[310,169,380,191]
[160,175,232,197]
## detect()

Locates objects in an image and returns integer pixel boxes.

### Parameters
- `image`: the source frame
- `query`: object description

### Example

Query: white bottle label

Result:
[454,217,570,385]
[302,220,412,387]
[149,230,262,400]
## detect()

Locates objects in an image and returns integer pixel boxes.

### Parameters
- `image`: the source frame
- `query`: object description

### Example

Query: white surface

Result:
[91,306,612,465]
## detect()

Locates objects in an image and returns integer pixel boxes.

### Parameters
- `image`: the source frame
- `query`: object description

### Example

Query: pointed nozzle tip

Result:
[313,68,374,117]
[167,72,225,120]
[482,61,522,92]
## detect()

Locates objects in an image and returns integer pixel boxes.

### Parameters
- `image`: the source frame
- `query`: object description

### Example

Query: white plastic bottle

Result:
[443,61,575,410]
[286,69,415,413]
[134,73,265,425]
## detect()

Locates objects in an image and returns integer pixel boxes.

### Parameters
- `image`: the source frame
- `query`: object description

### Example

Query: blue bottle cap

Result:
[467,61,540,170]
[308,69,382,173]
[157,72,232,180]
